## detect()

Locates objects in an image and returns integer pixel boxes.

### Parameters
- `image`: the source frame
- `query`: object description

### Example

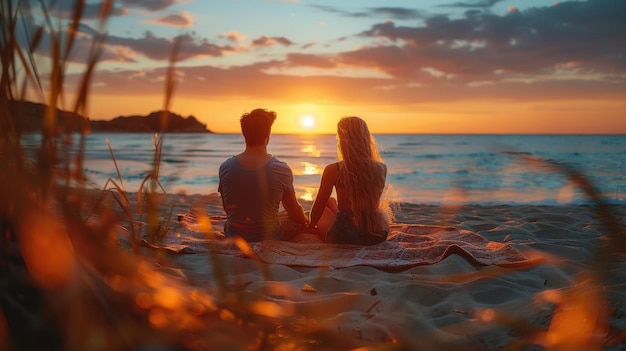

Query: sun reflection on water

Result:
[301,162,320,175]
[300,187,317,201]
[298,143,323,201]
[301,145,321,157]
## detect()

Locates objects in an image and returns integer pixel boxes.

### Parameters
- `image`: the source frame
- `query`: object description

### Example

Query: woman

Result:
[308,116,391,245]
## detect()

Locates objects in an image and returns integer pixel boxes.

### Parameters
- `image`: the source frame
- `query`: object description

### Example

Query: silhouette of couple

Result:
[218,109,391,245]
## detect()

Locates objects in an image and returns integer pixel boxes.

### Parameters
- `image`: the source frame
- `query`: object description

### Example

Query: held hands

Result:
[302,222,319,235]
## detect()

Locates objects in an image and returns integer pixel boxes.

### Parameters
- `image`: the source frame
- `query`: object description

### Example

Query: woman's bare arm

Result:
[309,163,338,228]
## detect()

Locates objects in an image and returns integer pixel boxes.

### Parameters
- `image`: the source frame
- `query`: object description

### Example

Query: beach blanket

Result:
[143,215,535,270]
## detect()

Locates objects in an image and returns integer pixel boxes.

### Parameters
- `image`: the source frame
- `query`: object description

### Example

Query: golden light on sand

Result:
[477,308,496,322]
[153,286,184,309]
[148,309,168,328]
[197,214,213,233]
[190,290,218,311]
[250,301,286,318]
[219,309,237,322]
[19,213,76,288]
[106,274,130,292]
[144,270,165,288]
[135,292,153,309]
[544,286,608,349]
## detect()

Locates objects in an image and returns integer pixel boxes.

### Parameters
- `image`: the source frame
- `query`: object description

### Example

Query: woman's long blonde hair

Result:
[337,117,392,235]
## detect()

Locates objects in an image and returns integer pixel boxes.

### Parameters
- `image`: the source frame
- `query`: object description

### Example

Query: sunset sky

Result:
[24,0,626,134]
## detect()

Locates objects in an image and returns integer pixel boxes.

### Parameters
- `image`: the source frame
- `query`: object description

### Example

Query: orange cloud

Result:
[219,31,247,42]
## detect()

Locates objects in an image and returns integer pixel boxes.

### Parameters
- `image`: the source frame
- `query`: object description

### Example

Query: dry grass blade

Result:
[526,156,625,258]
[152,133,163,179]
[98,0,115,25]
[86,178,131,219]
[106,138,125,191]
[62,0,85,63]
[72,37,104,126]
[72,0,111,120]
[0,1,17,83]
[35,0,55,32]
[159,204,175,238]
[501,154,625,350]
[17,24,45,100]
[84,178,139,245]
[160,36,182,132]
[136,175,167,214]
[22,18,45,91]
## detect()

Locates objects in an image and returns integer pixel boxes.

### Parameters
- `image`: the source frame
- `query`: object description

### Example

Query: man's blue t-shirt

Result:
[218,156,295,241]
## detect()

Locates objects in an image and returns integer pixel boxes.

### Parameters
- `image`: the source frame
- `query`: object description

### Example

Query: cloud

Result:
[251,36,294,48]
[347,0,626,81]
[82,59,624,107]
[301,41,316,50]
[369,7,430,20]
[21,20,133,64]
[310,5,428,20]
[34,1,128,19]
[286,53,335,68]
[145,11,193,27]
[105,31,233,61]
[20,9,229,63]
[120,0,177,11]
[37,25,232,63]
[219,31,247,42]
[438,0,507,9]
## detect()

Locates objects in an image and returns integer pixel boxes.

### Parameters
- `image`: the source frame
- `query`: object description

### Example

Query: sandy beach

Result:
[88,190,626,350]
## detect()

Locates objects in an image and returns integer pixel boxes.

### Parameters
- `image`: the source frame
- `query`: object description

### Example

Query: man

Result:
[218,108,308,241]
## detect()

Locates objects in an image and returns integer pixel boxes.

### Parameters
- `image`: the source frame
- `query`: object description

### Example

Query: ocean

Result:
[21,133,626,205]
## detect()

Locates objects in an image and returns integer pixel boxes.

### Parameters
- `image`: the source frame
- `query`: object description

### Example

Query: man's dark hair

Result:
[240,108,276,146]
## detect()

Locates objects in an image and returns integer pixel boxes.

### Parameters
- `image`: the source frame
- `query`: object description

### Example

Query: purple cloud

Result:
[286,53,335,68]
[251,36,294,48]
[105,31,233,61]
[120,0,176,11]
[438,0,507,9]
[310,5,429,20]
[347,0,626,80]
[147,12,193,27]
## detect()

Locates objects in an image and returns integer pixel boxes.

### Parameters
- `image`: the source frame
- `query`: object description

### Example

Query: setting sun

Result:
[300,115,316,129]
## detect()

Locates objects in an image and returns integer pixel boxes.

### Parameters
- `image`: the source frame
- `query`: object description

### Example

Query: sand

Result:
[94,190,626,350]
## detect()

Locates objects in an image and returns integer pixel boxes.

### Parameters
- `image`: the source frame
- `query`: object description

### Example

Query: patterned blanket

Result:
[143,215,537,270]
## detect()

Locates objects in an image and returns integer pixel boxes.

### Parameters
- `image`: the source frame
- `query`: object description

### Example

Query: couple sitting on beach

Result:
[218,108,392,245]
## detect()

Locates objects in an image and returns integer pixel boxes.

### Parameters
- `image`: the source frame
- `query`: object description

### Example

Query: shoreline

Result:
[98,189,625,262]
[98,189,626,227]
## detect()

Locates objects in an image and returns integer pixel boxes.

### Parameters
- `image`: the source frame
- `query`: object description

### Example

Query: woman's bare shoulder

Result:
[319,162,340,187]
[325,161,340,170]
[323,162,340,176]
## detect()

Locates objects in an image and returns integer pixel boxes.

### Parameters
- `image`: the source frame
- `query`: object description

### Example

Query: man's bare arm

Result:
[282,191,309,226]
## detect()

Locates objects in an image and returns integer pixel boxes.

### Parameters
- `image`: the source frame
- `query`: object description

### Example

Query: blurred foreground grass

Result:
[1,1,625,350]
